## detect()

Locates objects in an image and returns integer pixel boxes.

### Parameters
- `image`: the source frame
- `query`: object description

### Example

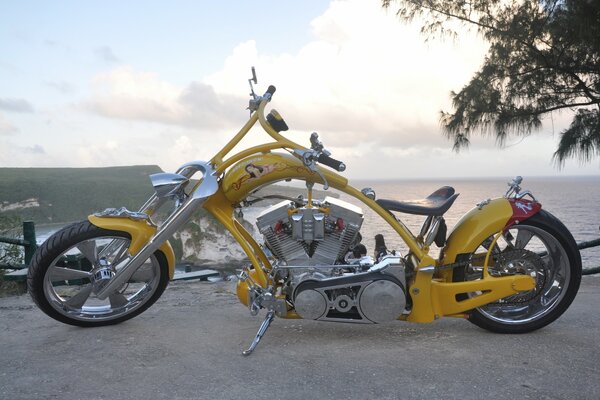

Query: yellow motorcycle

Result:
[28,68,582,355]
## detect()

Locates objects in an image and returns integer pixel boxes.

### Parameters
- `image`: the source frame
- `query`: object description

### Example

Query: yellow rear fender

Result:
[88,215,176,279]
[441,198,513,265]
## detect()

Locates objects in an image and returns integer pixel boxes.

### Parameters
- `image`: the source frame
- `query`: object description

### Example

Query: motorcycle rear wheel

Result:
[452,209,581,333]
[28,220,169,327]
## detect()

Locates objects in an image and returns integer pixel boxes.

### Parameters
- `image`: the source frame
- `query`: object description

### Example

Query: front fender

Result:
[441,197,541,265]
[88,215,176,279]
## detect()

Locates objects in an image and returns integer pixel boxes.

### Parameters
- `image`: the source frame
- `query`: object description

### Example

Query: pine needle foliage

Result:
[383,0,600,165]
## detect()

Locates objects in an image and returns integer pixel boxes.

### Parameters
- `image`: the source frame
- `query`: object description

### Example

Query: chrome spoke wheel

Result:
[454,210,581,333]
[469,225,570,324]
[43,236,162,322]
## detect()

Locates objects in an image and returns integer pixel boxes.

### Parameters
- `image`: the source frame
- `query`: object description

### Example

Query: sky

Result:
[1,0,598,179]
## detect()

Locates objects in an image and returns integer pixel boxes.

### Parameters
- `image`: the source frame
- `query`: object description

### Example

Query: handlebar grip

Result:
[265,85,276,96]
[317,153,346,172]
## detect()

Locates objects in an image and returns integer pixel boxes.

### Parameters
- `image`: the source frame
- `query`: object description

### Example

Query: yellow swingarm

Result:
[408,258,535,322]
[407,199,537,322]
[88,215,176,279]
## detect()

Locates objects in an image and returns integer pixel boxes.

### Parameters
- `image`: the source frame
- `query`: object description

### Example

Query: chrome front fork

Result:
[95,161,219,300]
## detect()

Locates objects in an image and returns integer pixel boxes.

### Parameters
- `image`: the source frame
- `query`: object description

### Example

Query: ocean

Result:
[34,176,600,271]
[348,176,600,269]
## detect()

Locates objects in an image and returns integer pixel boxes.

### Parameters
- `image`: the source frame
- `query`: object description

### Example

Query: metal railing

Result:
[0,221,37,269]
[578,237,600,275]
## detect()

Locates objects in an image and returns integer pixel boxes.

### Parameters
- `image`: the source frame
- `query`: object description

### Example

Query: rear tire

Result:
[453,209,581,333]
[28,220,170,327]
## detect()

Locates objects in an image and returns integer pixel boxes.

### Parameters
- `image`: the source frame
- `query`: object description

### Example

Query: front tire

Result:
[453,209,581,333]
[28,220,170,327]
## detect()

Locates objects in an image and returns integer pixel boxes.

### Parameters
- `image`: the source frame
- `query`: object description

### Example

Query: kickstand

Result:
[242,310,275,356]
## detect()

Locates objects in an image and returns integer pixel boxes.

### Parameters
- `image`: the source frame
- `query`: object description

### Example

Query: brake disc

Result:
[488,248,547,304]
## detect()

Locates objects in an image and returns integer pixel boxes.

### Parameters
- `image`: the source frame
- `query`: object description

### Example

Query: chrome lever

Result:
[293,148,330,190]
[313,168,329,190]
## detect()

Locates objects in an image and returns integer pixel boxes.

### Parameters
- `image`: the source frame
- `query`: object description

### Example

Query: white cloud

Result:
[74,140,122,166]
[67,0,593,177]
[45,80,76,94]
[0,98,34,113]
[22,144,45,154]
[94,46,120,63]
[0,114,18,135]
[204,0,488,150]
[83,0,487,150]
[0,139,49,166]
[84,66,246,130]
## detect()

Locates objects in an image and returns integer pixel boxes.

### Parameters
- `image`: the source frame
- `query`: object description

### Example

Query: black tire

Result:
[28,220,170,327]
[453,209,581,333]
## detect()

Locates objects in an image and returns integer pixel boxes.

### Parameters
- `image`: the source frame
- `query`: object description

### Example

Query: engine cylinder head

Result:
[256,197,363,266]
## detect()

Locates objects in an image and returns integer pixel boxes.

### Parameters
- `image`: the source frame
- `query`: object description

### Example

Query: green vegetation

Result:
[0,215,25,296]
[0,165,162,224]
[383,0,600,164]
[0,214,22,266]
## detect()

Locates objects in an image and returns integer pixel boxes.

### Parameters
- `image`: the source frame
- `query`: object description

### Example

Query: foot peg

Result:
[242,310,275,356]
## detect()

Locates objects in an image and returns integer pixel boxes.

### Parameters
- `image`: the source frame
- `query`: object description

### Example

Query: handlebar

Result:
[317,153,346,172]
[264,85,276,97]
[256,85,346,173]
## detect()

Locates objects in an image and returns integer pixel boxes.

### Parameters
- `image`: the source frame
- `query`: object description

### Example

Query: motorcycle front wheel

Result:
[453,209,582,333]
[28,220,170,327]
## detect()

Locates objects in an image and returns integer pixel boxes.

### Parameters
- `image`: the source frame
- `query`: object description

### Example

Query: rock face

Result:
[0,198,40,212]
[173,210,261,265]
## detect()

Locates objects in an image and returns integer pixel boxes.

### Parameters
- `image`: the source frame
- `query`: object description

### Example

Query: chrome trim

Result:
[296,149,330,190]
[274,256,382,272]
[94,207,151,222]
[139,161,218,216]
[361,187,376,200]
[138,194,160,216]
[276,264,353,270]
[476,198,491,210]
[418,265,436,274]
[96,161,219,300]
[504,176,537,202]
[310,280,374,324]
[505,175,523,198]
[242,310,275,356]
[367,254,402,273]
[515,190,537,202]
[419,215,433,238]
[425,216,442,247]
[150,172,189,200]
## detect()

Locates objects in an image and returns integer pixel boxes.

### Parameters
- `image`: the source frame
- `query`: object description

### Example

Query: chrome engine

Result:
[290,255,407,323]
[256,196,364,266]
[255,197,408,324]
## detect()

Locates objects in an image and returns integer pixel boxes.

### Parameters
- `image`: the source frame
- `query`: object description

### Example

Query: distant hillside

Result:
[0,165,162,224]
[0,165,343,265]
[0,165,338,226]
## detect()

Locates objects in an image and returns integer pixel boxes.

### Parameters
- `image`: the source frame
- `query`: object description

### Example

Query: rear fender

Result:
[88,215,176,279]
[441,197,542,265]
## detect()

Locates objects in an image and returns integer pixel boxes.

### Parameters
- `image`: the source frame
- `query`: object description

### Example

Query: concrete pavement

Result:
[1,277,599,400]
